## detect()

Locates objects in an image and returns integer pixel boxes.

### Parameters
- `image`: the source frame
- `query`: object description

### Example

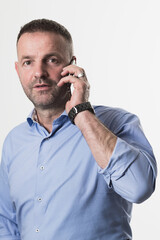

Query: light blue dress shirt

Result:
[0,106,157,240]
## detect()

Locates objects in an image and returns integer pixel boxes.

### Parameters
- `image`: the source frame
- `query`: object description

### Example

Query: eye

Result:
[23,60,31,66]
[48,58,58,64]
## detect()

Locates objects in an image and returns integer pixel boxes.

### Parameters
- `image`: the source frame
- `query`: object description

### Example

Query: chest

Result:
[8,126,100,204]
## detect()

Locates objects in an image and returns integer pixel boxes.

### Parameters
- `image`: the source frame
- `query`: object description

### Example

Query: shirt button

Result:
[38,197,42,202]
[40,166,45,170]
[35,228,40,233]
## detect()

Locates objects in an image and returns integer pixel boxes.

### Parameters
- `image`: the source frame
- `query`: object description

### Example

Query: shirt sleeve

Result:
[0,147,21,240]
[98,111,157,203]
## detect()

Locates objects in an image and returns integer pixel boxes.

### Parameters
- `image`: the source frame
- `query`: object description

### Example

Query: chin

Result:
[28,89,68,109]
[32,98,64,110]
[33,100,55,109]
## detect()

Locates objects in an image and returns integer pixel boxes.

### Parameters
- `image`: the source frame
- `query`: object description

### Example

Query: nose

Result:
[34,62,49,79]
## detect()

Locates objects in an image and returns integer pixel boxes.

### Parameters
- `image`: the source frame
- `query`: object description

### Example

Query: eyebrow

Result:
[21,55,32,60]
[20,55,34,63]
[44,53,60,58]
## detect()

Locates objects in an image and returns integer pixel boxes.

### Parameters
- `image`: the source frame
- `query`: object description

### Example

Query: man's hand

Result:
[57,64,90,114]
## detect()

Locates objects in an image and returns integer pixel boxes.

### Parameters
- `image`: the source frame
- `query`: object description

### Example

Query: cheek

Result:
[19,69,33,85]
[48,66,64,82]
[19,74,32,90]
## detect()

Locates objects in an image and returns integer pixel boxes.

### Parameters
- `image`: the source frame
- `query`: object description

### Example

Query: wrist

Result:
[68,102,95,124]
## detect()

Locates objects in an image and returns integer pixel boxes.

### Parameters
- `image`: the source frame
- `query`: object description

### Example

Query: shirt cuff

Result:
[98,137,140,186]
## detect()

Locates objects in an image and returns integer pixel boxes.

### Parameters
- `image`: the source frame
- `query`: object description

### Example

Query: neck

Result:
[35,106,65,133]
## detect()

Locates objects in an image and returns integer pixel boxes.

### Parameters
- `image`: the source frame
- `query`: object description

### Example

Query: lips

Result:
[34,83,49,87]
[33,83,51,90]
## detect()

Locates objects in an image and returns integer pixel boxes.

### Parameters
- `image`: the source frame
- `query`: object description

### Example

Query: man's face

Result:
[15,31,72,109]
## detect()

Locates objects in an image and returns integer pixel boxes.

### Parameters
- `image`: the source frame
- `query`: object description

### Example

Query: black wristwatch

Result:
[68,102,95,124]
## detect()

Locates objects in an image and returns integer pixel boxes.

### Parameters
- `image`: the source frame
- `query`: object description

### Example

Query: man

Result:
[0,19,157,240]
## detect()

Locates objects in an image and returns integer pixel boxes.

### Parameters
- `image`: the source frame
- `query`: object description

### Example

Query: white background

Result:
[0,0,159,239]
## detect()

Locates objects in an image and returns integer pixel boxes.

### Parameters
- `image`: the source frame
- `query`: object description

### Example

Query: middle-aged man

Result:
[0,19,157,240]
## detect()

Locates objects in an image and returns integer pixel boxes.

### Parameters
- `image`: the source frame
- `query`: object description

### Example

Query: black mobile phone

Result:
[70,59,76,95]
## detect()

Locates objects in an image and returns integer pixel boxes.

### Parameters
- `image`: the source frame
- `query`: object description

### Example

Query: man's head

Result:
[15,19,75,110]
[17,19,73,58]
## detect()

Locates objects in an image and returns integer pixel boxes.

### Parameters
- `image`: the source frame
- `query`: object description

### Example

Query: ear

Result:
[15,61,20,78]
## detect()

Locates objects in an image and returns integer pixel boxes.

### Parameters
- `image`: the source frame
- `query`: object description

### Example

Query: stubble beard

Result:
[23,80,70,111]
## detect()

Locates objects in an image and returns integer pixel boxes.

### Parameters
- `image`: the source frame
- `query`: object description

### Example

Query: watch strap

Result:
[68,102,95,124]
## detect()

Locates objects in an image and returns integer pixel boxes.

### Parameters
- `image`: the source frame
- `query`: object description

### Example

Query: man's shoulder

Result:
[94,105,129,116]
[94,105,132,120]
[9,121,29,133]
[3,121,29,145]
[94,105,138,132]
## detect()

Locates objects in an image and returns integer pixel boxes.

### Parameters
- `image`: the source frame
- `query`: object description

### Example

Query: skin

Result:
[15,31,117,168]
[15,31,89,132]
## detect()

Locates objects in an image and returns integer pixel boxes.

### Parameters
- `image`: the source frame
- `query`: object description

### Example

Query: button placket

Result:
[34,137,49,233]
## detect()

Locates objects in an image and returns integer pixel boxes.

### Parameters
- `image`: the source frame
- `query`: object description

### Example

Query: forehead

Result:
[17,31,71,58]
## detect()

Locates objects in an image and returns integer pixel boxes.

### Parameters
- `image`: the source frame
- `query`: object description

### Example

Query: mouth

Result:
[33,84,51,91]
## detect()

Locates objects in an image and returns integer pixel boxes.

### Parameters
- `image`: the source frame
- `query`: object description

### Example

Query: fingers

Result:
[58,65,88,88]
[57,74,77,87]
[61,65,85,79]
[57,75,90,93]
[57,64,90,111]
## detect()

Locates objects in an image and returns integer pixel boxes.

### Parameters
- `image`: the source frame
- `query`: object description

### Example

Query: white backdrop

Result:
[0,0,159,239]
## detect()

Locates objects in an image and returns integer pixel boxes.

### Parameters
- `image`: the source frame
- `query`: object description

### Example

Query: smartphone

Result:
[70,58,76,95]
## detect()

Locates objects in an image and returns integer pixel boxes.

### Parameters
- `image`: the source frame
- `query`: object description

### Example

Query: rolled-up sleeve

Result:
[0,147,21,240]
[98,111,157,203]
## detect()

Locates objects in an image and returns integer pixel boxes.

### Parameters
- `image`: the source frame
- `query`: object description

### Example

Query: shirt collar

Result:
[27,109,68,127]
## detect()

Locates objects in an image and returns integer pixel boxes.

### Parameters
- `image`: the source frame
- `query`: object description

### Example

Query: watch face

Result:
[73,106,78,114]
